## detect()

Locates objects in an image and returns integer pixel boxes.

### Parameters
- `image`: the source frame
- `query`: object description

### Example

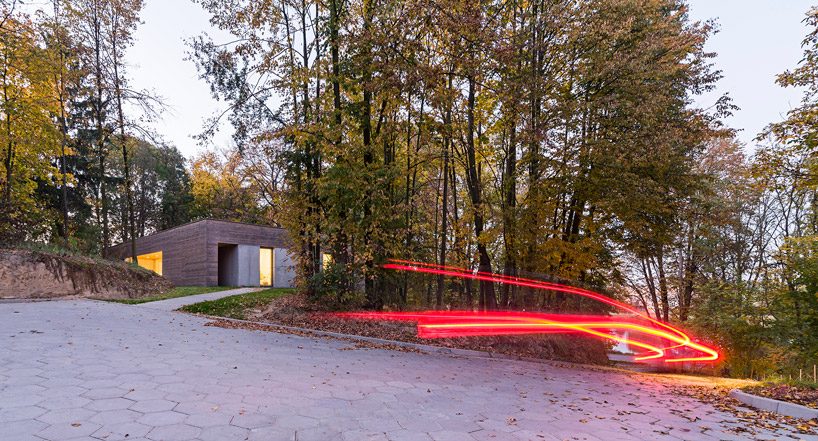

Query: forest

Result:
[1,0,817,379]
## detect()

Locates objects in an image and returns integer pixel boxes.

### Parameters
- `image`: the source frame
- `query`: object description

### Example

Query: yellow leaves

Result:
[0,11,64,230]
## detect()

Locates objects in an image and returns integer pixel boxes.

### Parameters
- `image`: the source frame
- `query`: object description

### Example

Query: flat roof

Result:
[106,218,286,251]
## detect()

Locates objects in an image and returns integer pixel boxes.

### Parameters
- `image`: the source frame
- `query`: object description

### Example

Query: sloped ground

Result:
[249,292,611,366]
[0,248,172,300]
[1,299,815,441]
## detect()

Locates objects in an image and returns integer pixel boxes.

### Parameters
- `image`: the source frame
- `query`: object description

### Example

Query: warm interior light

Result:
[127,251,163,276]
[260,248,273,286]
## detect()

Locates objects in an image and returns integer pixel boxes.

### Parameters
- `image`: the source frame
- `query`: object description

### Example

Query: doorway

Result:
[217,243,238,286]
[259,248,273,286]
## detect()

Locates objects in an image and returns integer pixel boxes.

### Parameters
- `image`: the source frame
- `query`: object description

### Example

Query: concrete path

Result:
[138,287,261,311]
[0,300,813,441]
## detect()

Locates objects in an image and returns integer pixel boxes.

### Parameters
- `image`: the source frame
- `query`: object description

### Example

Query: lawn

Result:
[179,288,294,319]
[107,286,235,304]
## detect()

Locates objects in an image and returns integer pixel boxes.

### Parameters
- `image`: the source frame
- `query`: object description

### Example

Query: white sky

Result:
[123,0,814,158]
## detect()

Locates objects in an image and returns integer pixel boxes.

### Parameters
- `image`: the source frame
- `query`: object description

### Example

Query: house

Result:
[105,219,296,288]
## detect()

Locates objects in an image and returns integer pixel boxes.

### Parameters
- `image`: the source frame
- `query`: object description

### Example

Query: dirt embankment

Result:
[245,293,612,366]
[0,248,173,300]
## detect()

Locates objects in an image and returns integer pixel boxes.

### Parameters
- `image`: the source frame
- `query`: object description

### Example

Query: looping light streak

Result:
[334,260,719,364]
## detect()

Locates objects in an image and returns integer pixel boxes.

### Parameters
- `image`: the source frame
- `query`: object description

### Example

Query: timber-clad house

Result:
[106,219,296,288]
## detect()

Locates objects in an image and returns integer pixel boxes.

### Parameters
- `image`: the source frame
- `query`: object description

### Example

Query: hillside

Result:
[0,248,173,300]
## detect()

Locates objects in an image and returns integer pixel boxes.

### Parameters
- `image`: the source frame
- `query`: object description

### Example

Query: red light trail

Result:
[334,260,719,364]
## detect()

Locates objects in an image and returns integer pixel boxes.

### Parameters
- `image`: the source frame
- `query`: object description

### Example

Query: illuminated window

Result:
[260,248,273,286]
[322,253,333,269]
[126,251,163,276]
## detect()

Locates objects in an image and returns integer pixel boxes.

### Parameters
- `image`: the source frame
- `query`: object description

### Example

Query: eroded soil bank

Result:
[0,248,172,300]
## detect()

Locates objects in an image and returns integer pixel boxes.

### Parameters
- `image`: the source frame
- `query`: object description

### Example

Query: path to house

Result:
[138,287,261,311]
[1,300,813,441]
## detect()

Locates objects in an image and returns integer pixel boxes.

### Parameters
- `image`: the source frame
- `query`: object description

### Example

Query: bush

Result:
[306,262,364,310]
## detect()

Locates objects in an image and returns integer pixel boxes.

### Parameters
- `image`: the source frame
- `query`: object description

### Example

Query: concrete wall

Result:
[274,248,295,288]
[202,220,291,287]
[236,245,260,287]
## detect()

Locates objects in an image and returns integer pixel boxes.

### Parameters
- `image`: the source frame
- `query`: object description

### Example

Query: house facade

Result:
[105,219,296,288]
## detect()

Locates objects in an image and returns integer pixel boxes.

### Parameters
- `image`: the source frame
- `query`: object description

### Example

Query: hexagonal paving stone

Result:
[387,430,435,441]
[82,379,121,389]
[164,391,207,403]
[359,416,403,432]
[125,388,166,401]
[130,399,178,413]
[199,424,250,441]
[247,426,295,441]
[6,419,48,438]
[36,421,102,440]
[47,385,88,397]
[85,397,134,411]
[296,426,344,441]
[92,421,152,441]
[138,410,188,426]
[174,400,221,415]
[276,414,319,430]
[204,392,244,404]
[341,429,389,441]
[83,387,128,400]
[429,430,478,441]
[37,407,97,424]
[230,412,276,429]
[39,395,90,410]
[185,412,232,428]
[0,405,47,423]
[89,409,142,425]
[146,423,201,441]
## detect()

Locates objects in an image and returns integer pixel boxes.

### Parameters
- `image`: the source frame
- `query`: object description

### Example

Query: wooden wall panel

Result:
[106,219,291,287]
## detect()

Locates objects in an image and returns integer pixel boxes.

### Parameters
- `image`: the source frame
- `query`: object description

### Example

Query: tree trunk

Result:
[501,120,517,308]
[361,0,376,306]
[657,248,670,322]
[92,1,109,251]
[436,83,451,308]
[110,11,137,263]
[464,75,496,310]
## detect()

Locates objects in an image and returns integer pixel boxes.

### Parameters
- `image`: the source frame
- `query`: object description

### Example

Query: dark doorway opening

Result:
[217,243,238,286]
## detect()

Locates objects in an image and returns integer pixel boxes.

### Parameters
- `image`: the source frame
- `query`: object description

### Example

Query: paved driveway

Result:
[138,287,261,311]
[0,300,810,441]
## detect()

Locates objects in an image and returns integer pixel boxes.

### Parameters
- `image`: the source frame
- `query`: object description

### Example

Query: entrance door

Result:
[259,248,273,286]
[218,243,238,286]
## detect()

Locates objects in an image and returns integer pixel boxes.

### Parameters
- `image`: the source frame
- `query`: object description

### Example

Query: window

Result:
[260,248,273,286]
[126,251,163,276]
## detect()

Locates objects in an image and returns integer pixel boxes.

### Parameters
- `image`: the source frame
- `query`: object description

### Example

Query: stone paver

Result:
[138,287,261,310]
[0,300,812,440]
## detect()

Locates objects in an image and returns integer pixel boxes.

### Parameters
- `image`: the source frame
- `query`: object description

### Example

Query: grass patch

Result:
[107,286,235,304]
[179,288,294,319]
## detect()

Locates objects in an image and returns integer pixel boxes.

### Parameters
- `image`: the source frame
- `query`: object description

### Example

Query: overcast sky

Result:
[124,0,814,158]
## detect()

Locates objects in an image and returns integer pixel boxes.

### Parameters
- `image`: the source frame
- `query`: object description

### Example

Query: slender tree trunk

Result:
[679,226,696,322]
[92,1,109,251]
[657,248,669,322]
[501,120,517,308]
[436,85,451,308]
[464,75,496,310]
[361,0,376,306]
[2,73,13,210]
[54,0,69,246]
[642,258,661,320]
[110,11,137,263]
